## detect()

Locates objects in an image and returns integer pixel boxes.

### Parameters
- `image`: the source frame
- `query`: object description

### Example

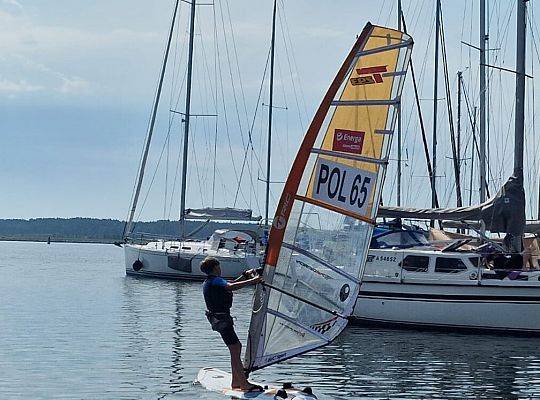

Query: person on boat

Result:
[201,256,263,391]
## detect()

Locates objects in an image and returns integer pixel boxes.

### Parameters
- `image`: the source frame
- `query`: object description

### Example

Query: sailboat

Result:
[354,0,540,334]
[198,22,413,398]
[122,0,263,280]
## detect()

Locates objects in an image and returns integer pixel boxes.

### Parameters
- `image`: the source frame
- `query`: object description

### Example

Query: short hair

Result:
[200,257,220,275]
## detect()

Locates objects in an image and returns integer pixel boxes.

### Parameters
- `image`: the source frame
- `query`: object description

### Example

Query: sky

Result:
[1,0,539,221]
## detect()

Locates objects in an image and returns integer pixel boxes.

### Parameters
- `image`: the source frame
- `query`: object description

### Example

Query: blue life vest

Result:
[203,276,233,313]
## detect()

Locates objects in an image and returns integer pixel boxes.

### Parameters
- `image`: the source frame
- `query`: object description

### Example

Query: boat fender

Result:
[276,388,288,399]
[133,259,143,272]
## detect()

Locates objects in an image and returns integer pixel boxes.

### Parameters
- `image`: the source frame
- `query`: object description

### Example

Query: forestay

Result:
[245,23,413,372]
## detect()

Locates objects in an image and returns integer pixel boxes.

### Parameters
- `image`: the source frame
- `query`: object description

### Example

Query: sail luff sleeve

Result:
[245,23,413,373]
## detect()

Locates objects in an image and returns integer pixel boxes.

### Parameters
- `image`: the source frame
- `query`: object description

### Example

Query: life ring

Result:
[133,259,143,272]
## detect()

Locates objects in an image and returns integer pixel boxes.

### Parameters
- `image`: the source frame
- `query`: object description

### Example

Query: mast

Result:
[457,70,462,190]
[179,0,197,238]
[431,0,441,220]
[514,0,526,179]
[124,0,180,239]
[469,107,477,206]
[397,0,402,207]
[265,0,277,228]
[479,0,487,202]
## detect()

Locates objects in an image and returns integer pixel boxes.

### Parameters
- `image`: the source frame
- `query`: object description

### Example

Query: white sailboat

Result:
[354,0,540,334]
[199,22,413,397]
[122,0,263,280]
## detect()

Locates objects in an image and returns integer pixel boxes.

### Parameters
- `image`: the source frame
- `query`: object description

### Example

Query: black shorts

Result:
[219,325,240,346]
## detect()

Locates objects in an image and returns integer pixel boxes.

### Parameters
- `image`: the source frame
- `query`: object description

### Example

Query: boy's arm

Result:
[226,275,262,291]
[231,269,257,283]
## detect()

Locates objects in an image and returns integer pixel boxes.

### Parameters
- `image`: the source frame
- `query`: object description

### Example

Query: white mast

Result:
[179,0,197,238]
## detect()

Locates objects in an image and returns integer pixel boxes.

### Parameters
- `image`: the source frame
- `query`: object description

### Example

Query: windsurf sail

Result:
[245,23,413,372]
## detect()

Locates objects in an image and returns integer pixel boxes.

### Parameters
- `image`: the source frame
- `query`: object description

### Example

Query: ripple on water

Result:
[1,241,540,399]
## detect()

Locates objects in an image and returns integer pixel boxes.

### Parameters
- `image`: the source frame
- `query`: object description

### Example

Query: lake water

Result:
[1,241,540,399]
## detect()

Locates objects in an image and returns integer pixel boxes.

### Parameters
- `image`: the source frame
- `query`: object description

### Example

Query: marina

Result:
[2,241,540,399]
[3,0,540,398]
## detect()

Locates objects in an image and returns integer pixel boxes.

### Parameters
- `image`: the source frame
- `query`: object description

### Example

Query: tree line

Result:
[0,218,261,243]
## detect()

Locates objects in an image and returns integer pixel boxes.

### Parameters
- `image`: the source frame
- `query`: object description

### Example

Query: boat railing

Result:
[126,232,181,245]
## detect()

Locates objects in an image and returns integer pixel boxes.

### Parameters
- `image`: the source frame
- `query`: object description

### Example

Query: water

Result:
[1,241,539,399]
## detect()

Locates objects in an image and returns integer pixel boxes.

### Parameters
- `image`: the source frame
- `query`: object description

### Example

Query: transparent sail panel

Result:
[245,24,412,372]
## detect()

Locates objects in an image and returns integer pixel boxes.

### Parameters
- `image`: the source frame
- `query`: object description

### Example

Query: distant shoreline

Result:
[0,218,259,246]
[0,236,119,245]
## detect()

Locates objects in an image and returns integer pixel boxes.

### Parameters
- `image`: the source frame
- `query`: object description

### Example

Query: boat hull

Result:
[124,243,260,281]
[353,280,540,334]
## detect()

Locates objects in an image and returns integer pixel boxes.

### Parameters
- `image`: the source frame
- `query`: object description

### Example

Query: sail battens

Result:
[382,71,407,77]
[331,99,399,106]
[356,38,412,56]
[295,195,376,225]
[266,309,333,342]
[310,148,389,165]
[262,282,346,318]
[374,129,394,135]
[281,242,361,284]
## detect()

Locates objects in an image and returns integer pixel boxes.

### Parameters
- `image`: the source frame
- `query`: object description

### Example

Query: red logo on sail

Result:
[350,65,387,85]
[332,129,364,154]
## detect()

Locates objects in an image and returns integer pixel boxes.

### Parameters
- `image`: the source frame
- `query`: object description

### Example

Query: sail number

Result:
[311,158,376,217]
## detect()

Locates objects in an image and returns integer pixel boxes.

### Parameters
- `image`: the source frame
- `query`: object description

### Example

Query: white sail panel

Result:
[245,23,413,372]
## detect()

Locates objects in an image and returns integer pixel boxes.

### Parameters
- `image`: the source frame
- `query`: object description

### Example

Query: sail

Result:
[245,23,413,372]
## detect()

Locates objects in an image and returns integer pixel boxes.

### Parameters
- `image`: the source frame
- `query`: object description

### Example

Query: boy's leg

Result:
[220,326,249,389]
[228,341,249,389]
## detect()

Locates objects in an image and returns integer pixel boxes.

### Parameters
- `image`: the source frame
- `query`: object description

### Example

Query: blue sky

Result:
[1,0,538,220]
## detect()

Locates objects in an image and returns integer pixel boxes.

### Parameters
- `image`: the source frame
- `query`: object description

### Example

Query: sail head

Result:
[246,23,413,372]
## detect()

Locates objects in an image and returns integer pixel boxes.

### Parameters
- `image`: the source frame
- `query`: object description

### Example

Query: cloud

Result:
[0,5,158,100]
[0,78,43,93]
[58,76,90,94]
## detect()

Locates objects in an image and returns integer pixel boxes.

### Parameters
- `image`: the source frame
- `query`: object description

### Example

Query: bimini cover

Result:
[244,23,413,372]
[378,174,526,236]
[184,207,261,221]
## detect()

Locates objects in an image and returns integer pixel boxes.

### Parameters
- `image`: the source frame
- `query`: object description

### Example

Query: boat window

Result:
[435,257,468,273]
[373,231,429,249]
[401,255,430,272]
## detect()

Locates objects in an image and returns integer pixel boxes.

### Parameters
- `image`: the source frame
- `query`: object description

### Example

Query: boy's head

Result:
[200,257,220,276]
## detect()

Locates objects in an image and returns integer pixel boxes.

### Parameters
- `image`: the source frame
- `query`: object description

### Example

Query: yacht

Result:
[353,223,540,334]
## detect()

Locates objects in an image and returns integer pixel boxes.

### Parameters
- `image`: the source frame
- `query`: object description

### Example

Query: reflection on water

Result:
[0,241,539,399]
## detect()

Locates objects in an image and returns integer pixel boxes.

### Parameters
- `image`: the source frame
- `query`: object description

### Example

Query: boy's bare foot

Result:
[232,383,263,392]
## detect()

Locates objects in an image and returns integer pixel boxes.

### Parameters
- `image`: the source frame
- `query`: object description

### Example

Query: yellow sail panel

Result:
[306,27,406,221]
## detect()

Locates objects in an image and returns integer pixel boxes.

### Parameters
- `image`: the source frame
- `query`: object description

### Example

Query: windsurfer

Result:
[201,257,263,391]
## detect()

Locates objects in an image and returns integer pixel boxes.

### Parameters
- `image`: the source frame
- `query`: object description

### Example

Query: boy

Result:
[201,257,262,391]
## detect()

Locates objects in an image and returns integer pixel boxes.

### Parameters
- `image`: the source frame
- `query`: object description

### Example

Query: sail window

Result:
[435,257,468,273]
[401,255,430,272]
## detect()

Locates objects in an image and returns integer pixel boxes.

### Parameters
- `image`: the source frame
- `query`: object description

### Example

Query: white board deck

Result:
[197,368,317,399]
